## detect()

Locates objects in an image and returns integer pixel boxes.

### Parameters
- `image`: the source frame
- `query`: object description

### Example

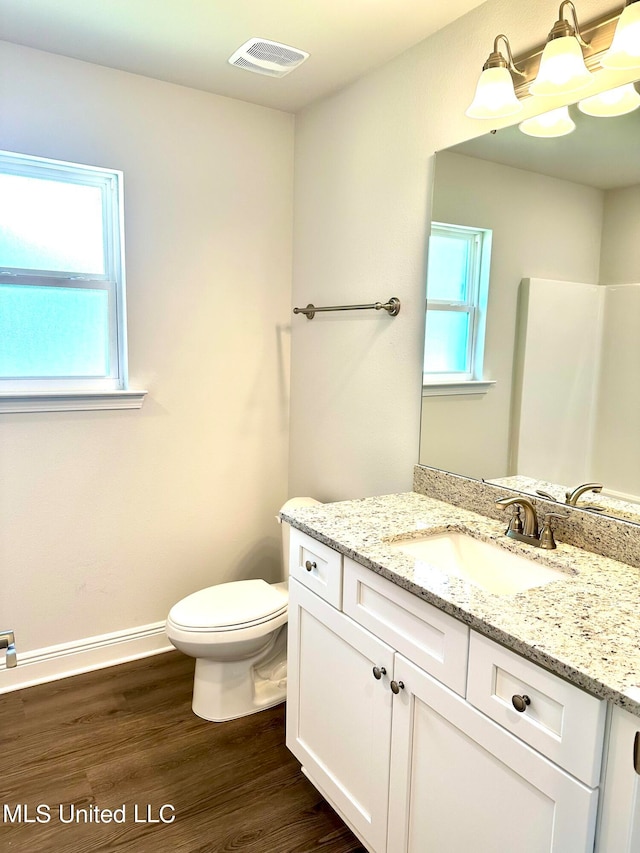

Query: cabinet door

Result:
[597,704,640,852]
[387,655,598,853]
[287,578,394,853]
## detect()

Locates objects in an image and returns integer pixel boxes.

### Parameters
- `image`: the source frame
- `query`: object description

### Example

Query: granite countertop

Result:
[281,492,640,717]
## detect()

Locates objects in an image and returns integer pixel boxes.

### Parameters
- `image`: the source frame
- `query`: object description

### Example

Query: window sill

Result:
[0,390,148,413]
[422,380,495,398]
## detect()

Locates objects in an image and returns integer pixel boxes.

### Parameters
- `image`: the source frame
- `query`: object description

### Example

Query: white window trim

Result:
[0,389,147,414]
[423,222,493,395]
[422,379,495,398]
[0,149,136,399]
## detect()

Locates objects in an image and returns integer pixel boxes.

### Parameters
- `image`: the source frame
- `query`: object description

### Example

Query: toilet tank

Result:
[278,497,321,578]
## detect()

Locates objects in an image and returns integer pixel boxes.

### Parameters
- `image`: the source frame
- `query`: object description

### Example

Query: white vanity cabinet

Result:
[287,577,395,851]
[387,655,597,852]
[286,528,612,853]
[597,705,640,852]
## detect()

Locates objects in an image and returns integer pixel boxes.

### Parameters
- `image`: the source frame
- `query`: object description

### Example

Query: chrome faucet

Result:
[495,496,567,550]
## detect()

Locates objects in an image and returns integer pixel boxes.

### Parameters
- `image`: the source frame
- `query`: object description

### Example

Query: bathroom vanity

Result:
[282,491,640,853]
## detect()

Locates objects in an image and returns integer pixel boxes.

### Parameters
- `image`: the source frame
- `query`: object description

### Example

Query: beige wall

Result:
[289,0,634,500]
[0,42,294,653]
[420,152,603,480]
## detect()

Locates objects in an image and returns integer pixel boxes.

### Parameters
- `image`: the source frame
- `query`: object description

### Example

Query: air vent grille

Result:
[229,38,309,78]
[245,42,303,66]
[233,56,282,77]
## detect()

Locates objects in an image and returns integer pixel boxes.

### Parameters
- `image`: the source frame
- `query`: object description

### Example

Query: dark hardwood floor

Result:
[0,652,366,853]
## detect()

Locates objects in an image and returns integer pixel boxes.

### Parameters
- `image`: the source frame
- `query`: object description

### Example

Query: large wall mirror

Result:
[419,82,640,523]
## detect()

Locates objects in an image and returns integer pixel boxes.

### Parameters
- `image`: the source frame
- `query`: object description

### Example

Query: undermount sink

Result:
[388,531,567,596]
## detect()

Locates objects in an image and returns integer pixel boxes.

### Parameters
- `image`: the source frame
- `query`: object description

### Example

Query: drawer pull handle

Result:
[390,680,405,694]
[372,666,387,680]
[634,732,640,775]
[512,694,531,713]
[304,560,317,572]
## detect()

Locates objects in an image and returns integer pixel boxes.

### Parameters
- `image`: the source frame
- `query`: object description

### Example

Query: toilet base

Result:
[191,626,287,722]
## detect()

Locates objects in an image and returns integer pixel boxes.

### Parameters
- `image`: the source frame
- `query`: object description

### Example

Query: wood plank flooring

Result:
[0,652,367,853]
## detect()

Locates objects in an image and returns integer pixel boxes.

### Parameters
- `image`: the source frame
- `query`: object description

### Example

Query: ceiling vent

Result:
[228,38,309,78]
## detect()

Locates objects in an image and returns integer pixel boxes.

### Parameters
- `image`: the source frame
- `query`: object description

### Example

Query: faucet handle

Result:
[506,505,524,534]
[539,511,569,550]
[495,496,539,538]
[536,489,558,502]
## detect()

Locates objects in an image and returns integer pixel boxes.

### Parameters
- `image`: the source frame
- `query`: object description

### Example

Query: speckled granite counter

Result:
[281,492,640,717]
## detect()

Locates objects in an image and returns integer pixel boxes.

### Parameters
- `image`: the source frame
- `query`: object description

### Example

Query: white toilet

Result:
[166,497,320,722]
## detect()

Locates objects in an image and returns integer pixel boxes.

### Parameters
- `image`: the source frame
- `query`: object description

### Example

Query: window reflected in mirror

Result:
[424,224,492,388]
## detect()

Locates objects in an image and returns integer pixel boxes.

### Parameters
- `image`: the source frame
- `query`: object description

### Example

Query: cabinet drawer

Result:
[467,631,606,787]
[343,557,469,696]
[289,529,343,609]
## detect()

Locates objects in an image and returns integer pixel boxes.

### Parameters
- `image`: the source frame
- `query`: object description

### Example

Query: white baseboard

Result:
[0,621,174,694]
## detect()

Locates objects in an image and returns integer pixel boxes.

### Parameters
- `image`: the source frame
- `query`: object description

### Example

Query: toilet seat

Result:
[168,579,288,633]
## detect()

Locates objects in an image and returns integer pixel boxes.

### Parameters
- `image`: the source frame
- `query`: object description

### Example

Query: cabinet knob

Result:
[390,680,405,694]
[634,731,640,775]
[372,666,387,680]
[304,560,317,572]
[512,694,531,713]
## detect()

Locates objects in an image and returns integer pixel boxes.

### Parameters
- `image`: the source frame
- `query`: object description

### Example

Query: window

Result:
[0,150,143,410]
[423,222,493,395]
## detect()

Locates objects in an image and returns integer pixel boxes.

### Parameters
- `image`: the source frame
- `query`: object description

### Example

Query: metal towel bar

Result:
[293,297,400,320]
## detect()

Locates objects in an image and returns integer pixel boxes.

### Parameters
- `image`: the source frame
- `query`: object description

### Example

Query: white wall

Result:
[600,184,640,284]
[420,152,603,480]
[592,186,640,494]
[289,0,634,501]
[0,42,294,656]
[2,0,635,668]
[514,278,604,486]
[592,284,640,495]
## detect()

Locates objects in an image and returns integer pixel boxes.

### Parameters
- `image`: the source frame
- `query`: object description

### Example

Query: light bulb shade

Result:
[601,2,640,70]
[578,83,640,116]
[519,106,576,137]
[529,36,593,96]
[465,66,522,118]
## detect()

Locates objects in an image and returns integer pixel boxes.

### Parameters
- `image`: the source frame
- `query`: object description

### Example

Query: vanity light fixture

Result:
[578,81,640,115]
[519,105,576,137]
[466,34,526,118]
[529,1,593,96]
[601,0,640,69]
[466,4,638,125]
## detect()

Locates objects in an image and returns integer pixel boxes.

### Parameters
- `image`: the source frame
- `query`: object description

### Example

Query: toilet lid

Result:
[169,579,288,631]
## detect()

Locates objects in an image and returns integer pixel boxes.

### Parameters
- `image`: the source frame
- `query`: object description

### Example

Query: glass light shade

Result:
[465,66,522,119]
[519,106,576,137]
[602,2,640,69]
[578,83,640,116]
[529,36,593,96]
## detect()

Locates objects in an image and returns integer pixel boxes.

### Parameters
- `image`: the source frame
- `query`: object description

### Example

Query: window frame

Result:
[0,149,130,396]
[423,222,494,396]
